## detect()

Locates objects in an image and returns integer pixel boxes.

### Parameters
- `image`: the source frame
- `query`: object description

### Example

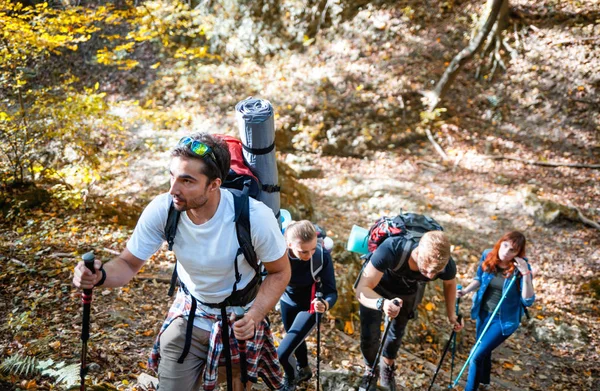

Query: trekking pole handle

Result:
[82,252,95,295]
[385,299,401,321]
[233,307,245,320]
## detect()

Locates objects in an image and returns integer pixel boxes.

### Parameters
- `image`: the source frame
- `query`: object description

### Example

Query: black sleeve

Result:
[319,250,338,310]
[437,257,457,281]
[369,238,400,272]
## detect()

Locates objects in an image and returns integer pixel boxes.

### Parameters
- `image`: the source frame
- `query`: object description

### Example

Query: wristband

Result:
[521,270,531,276]
[94,266,106,287]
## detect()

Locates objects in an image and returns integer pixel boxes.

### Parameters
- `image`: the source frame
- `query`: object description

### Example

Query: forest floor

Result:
[1,0,599,390]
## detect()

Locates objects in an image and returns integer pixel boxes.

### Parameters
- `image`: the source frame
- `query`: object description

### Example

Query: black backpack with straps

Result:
[163,183,264,368]
[354,211,444,290]
[164,184,261,304]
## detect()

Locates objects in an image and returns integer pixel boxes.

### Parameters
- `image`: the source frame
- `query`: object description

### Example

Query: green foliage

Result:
[0,0,217,194]
[1,354,79,388]
[0,1,124,189]
[0,354,41,377]
[96,0,218,70]
[42,361,80,388]
[419,107,447,126]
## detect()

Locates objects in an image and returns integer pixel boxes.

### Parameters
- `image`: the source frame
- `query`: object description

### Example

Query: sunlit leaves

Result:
[0,1,126,188]
[94,0,218,70]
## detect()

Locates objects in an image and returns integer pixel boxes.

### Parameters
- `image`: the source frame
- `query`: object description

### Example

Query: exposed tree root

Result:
[425,0,509,111]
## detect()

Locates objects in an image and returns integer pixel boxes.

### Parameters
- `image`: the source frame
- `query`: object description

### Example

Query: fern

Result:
[1,354,79,387]
[0,354,40,376]
[42,362,80,388]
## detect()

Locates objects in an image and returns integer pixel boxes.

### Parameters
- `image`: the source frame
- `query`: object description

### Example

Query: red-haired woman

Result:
[457,231,535,391]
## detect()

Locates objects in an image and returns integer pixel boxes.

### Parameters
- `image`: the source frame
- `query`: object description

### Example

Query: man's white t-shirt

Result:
[127,188,287,329]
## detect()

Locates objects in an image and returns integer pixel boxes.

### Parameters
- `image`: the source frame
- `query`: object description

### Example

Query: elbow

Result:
[282,264,291,286]
[329,294,338,310]
[354,287,362,302]
[522,295,535,307]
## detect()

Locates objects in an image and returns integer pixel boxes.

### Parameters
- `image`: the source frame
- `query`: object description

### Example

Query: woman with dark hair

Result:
[457,231,535,391]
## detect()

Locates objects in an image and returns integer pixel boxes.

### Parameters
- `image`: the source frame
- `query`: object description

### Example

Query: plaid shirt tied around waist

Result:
[148,288,284,390]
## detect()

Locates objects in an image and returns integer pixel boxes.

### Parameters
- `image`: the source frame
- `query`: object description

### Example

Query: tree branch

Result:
[425,128,450,161]
[573,207,600,230]
[486,155,600,169]
[552,36,600,46]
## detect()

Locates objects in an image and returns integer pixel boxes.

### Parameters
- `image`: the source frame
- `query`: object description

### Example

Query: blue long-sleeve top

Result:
[471,249,536,335]
[280,247,338,311]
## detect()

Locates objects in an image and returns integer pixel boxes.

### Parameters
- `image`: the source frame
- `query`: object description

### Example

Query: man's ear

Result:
[208,178,222,192]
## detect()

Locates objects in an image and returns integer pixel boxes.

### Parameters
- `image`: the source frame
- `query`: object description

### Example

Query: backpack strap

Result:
[165,201,181,297]
[261,184,281,193]
[242,142,275,155]
[310,245,324,282]
[392,237,417,272]
[177,294,197,363]
[165,184,260,298]
[230,184,258,272]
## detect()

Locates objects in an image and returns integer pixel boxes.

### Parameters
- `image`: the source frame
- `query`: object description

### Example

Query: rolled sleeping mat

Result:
[235,97,280,224]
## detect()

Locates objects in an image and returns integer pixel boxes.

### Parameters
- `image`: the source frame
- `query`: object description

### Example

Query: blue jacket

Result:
[471,249,535,335]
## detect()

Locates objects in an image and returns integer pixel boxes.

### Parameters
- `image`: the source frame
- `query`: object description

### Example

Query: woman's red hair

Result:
[483,231,526,277]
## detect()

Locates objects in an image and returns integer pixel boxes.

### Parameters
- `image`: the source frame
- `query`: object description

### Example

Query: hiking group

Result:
[72,131,536,391]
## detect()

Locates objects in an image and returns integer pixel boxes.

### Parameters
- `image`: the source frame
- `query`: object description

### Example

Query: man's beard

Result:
[174,193,209,211]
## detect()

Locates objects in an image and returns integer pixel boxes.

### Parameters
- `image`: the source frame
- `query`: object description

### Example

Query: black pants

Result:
[359,293,418,368]
[277,300,316,380]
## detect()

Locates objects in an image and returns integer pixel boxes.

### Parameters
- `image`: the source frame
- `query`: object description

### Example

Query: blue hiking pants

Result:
[465,311,512,391]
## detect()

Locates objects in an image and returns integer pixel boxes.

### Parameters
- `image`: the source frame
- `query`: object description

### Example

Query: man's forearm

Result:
[101,256,141,288]
[356,287,383,310]
[463,280,480,294]
[249,268,290,320]
[443,280,457,318]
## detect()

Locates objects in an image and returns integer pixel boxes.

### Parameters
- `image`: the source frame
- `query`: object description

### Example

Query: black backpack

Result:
[164,183,259,301]
[354,211,444,289]
[163,183,264,366]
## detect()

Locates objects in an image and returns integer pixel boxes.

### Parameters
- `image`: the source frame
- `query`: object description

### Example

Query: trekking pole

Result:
[427,285,462,391]
[315,292,324,391]
[233,307,249,390]
[449,284,462,388]
[451,275,518,388]
[362,299,401,391]
[80,251,96,391]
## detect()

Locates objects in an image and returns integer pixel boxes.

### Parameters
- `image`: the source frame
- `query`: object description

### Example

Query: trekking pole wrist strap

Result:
[94,266,106,287]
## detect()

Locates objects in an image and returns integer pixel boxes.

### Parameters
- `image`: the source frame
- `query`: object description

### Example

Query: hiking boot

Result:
[379,361,396,391]
[358,366,379,391]
[479,384,490,390]
[280,376,296,391]
[296,365,313,383]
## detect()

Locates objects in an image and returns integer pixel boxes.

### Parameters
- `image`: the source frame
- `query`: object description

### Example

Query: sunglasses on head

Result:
[178,137,217,163]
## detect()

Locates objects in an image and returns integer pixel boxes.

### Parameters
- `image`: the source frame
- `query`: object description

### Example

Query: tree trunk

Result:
[426,0,508,111]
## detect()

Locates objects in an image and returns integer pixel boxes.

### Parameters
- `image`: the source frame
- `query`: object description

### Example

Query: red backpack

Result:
[216,134,261,198]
